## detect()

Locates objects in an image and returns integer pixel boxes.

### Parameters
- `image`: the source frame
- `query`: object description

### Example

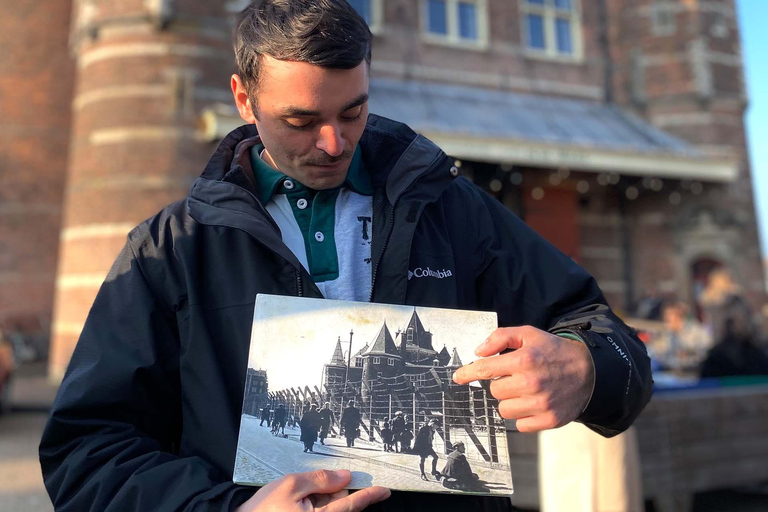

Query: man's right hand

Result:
[235,469,390,512]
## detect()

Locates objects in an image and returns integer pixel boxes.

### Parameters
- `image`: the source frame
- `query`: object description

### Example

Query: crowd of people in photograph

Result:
[254,400,484,490]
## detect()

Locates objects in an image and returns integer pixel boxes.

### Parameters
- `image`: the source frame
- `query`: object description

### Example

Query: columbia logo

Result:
[408,267,453,280]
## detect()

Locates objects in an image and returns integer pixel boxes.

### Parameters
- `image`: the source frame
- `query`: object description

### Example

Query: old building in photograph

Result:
[322,310,465,402]
[0,0,760,377]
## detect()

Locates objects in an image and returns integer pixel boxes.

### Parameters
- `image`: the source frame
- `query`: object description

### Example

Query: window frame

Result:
[387,358,395,366]
[373,356,381,365]
[420,0,489,51]
[348,0,385,35]
[519,0,583,62]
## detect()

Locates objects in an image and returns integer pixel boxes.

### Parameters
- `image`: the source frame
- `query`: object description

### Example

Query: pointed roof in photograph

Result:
[366,321,399,356]
[447,348,463,367]
[404,309,427,339]
[329,337,346,366]
[438,345,451,365]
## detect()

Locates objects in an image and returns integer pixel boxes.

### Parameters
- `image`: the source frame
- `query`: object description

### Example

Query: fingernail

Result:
[452,371,459,383]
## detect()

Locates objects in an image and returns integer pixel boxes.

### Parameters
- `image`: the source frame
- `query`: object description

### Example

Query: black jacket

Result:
[40,115,651,512]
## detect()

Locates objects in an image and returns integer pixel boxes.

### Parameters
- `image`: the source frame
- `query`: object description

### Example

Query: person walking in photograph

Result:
[381,421,394,452]
[340,400,361,447]
[259,405,271,427]
[391,411,405,453]
[299,403,321,453]
[318,402,335,445]
[414,419,441,481]
[271,403,286,436]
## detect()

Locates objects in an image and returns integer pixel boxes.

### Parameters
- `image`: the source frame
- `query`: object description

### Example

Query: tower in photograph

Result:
[323,337,348,395]
[396,309,438,365]
[360,322,401,400]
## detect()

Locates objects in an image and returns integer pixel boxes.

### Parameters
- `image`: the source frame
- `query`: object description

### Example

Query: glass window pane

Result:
[458,2,477,39]
[428,0,448,34]
[556,18,573,53]
[527,14,545,49]
[348,0,371,24]
[555,0,572,10]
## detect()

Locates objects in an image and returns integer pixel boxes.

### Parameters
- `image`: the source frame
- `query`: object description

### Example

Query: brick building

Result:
[0,0,759,378]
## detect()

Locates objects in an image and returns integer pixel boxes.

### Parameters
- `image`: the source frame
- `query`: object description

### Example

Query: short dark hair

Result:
[234,0,372,97]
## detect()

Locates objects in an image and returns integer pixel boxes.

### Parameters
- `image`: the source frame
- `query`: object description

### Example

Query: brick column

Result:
[49,0,237,379]
[0,0,75,356]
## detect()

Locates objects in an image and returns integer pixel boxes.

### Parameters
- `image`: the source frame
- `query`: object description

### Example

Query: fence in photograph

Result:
[261,368,508,469]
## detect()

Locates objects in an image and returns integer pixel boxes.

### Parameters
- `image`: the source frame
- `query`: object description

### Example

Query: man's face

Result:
[232,55,370,190]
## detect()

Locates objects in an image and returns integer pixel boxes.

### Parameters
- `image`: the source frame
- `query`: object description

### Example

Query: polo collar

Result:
[249,144,372,205]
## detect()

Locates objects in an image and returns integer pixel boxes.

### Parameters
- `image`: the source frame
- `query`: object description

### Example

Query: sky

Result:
[738,0,768,256]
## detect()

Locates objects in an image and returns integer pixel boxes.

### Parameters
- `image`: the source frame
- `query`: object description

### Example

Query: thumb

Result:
[474,326,527,357]
[289,469,351,499]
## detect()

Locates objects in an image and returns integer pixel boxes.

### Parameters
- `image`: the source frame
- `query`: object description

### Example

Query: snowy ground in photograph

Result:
[234,415,513,495]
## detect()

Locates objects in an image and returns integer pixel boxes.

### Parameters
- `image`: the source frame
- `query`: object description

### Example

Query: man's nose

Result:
[316,123,344,157]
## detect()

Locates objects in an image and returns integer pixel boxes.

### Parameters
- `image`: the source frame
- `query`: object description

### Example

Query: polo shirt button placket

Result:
[314,231,325,243]
[297,198,308,210]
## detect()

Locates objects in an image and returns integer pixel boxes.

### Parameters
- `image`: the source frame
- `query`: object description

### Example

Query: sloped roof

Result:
[438,345,451,366]
[367,78,738,182]
[365,321,399,356]
[447,348,463,368]
[329,337,346,366]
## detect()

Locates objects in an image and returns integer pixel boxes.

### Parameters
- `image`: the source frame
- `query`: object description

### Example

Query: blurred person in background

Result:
[652,301,712,372]
[699,285,768,378]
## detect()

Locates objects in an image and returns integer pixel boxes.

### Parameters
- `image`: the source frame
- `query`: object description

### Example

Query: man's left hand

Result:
[452,326,595,433]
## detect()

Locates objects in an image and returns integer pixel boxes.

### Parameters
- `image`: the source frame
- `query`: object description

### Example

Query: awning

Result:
[201,78,738,182]
[368,79,738,182]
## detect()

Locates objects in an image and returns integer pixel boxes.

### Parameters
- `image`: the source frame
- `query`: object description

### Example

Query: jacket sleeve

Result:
[470,184,652,437]
[39,241,254,511]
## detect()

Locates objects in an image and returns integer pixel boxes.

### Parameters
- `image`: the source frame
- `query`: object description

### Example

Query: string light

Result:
[626,186,639,200]
[669,192,681,205]
[509,172,523,185]
[577,180,590,194]
[532,187,545,200]
[489,179,503,192]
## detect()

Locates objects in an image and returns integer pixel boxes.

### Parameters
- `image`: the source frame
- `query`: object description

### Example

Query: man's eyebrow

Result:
[278,93,369,118]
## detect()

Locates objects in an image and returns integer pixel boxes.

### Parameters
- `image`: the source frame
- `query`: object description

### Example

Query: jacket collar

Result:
[192,114,450,209]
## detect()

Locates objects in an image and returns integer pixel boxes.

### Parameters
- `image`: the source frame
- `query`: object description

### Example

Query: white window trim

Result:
[373,356,381,365]
[420,0,489,51]
[367,0,385,36]
[387,358,395,366]
[520,0,584,63]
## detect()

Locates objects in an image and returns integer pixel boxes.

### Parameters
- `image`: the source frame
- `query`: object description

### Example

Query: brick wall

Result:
[0,0,76,355]
[48,0,236,378]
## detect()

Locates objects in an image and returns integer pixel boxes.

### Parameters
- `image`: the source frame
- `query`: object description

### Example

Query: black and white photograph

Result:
[234,294,514,496]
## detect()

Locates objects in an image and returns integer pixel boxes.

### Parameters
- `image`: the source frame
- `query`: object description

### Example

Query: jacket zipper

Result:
[296,270,304,297]
[368,154,450,302]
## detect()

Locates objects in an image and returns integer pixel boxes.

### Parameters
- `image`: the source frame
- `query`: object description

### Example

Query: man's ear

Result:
[231,74,257,124]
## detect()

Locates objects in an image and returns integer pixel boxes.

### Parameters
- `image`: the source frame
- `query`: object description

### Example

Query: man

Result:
[259,405,271,427]
[39,1,651,511]
[340,400,362,448]
[317,402,335,445]
[299,404,321,453]
[391,411,405,453]
[271,403,286,436]
[441,441,481,491]
[413,420,441,482]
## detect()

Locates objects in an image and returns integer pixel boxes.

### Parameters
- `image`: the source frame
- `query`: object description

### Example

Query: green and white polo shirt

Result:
[251,145,373,302]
